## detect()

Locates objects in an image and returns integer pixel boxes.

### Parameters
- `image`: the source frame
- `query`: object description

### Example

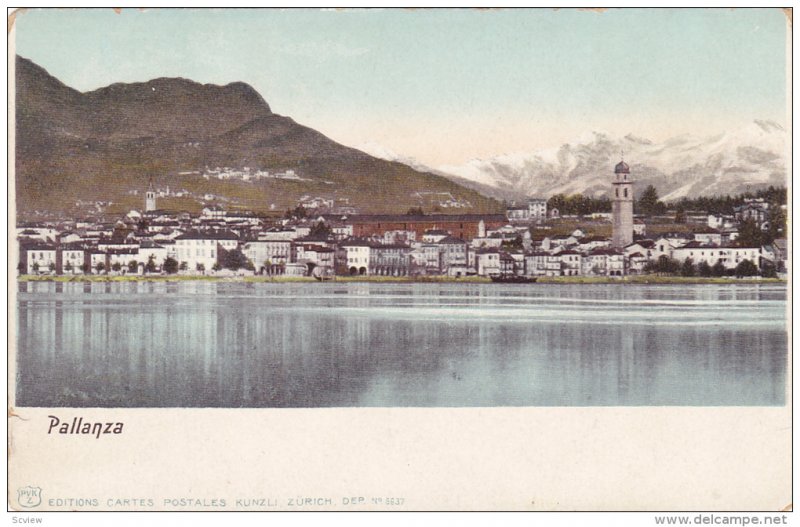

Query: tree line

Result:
[643,255,776,278]
[544,185,786,218]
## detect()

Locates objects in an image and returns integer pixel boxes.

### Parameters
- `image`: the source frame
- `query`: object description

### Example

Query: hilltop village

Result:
[17,161,786,280]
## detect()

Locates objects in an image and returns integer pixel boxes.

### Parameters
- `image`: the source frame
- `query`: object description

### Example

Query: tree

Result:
[680,258,695,277]
[760,260,777,278]
[163,257,179,274]
[32,261,40,273]
[145,255,157,273]
[697,261,712,277]
[547,194,567,215]
[128,260,138,273]
[637,185,666,216]
[220,247,252,270]
[196,263,205,273]
[736,218,763,248]
[674,206,686,224]
[734,259,758,278]
[285,205,307,220]
[406,207,424,216]
[309,220,332,237]
[212,262,222,272]
[711,260,726,277]
[64,261,74,273]
[643,255,680,275]
[112,262,122,272]
[501,235,523,250]
[767,206,786,242]
[95,262,105,274]
[179,261,188,271]
[657,255,680,275]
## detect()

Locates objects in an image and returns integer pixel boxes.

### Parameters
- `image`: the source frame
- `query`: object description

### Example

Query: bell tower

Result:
[611,157,634,248]
[145,178,157,212]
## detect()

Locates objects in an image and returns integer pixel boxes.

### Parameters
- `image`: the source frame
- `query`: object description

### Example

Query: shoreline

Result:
[17,274,786,285]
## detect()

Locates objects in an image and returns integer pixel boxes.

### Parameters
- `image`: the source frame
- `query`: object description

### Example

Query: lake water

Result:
[15,281,787,407]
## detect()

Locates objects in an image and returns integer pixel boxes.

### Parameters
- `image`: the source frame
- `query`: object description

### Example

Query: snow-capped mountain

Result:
[432,120,788,201]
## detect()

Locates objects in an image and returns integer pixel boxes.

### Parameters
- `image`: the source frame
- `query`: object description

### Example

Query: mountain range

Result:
[430,121,788,202]
[14,56,500,218]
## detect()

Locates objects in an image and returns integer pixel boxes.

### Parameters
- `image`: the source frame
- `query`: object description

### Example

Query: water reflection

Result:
[15,282,787,407]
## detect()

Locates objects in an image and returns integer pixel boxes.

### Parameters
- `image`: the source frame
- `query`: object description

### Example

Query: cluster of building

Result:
[201,166,307,182]
[17,162,786,278]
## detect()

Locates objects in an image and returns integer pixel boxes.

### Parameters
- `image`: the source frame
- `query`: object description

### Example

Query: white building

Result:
[175,230,239,271]
[476,249,501,277]
[137,242,170,268]
[559,251,582,276]
[528,198,548,220]
[26,246,57,274]
[242,239,292,273]
[422,229,449,243]
[693,230,723,246]
[506,206,529,223]
[61,247,86,273]
[671,244,761,270]
[525,252,561,277]
[708,213,736,229]
[341,239,373,275]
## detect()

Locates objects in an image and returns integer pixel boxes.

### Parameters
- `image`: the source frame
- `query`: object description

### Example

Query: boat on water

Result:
[489,275,537,284]
[312,267,335,281]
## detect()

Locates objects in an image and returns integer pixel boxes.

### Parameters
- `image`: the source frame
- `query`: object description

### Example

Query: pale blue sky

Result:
[14,8,788,165]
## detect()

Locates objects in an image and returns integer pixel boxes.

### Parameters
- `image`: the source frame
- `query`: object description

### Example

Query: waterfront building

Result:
[296,244,336,276]
[583,248,625,276]
[175,230,239,271]
[437,236,470,276]
[525,252,561,277]
[25,244,57,274]
[340,238,373,275]
[475,248,501,277]
[60,245,87,274]
[498,251,517,276]
[559,250,582,276]
[671,244,761,270]
[369,243,412,276]
[242,239,292,274]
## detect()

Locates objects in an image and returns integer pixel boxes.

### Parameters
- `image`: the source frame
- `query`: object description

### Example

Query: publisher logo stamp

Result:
[17,486,42,508]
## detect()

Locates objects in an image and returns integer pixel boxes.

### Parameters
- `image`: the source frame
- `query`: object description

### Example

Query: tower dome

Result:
[614,160,630,174]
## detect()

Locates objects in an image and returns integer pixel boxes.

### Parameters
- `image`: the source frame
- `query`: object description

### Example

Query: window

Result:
[624,188,628,198]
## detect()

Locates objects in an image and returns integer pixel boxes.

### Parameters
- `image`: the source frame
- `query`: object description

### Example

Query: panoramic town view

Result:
[8,7,790,517]
[16,163,787,283]
[12,9,788,410]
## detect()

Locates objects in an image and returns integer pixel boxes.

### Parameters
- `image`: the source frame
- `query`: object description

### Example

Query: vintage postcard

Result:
[7,7,791,514]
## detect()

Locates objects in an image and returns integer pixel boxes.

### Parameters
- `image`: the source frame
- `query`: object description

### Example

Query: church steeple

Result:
[611,158,634,248]
[145,178,157,212]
